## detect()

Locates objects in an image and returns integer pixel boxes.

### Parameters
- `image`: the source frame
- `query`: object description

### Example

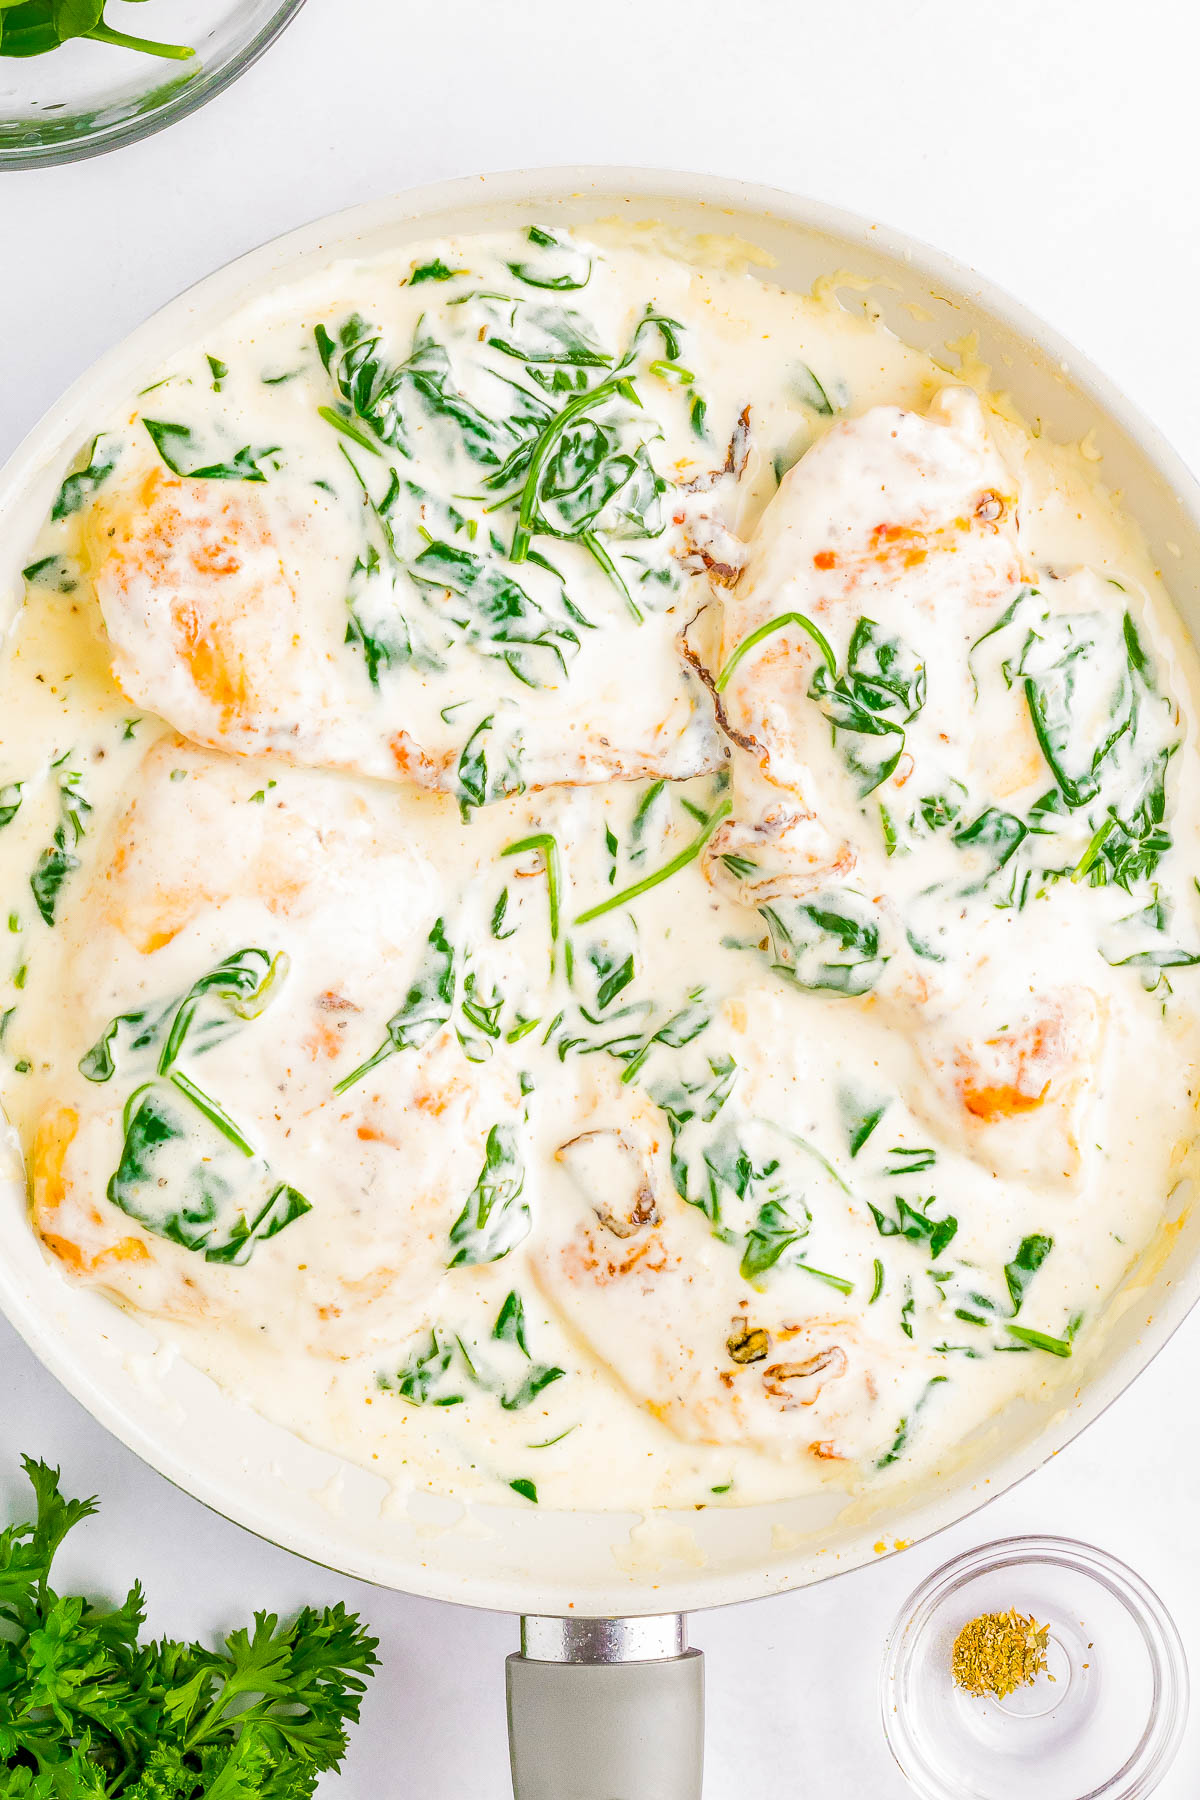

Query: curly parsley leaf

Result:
[0,1456,376,1796]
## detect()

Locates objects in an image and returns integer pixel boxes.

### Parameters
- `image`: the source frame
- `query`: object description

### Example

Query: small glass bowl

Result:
[880,1536,1188,1800]
[0,0,306,169]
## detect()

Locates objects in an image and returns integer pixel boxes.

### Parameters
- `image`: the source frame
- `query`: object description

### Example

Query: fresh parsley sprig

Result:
[0,1454,377,1795]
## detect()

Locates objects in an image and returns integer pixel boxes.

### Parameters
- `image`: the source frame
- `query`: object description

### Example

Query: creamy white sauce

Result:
[2,226,1198,1514]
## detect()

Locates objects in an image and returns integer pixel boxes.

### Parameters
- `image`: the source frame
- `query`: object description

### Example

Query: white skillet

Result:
[2,168,1198,1797]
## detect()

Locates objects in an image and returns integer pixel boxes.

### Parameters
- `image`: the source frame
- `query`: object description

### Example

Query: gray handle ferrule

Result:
[507,1615,704,1800]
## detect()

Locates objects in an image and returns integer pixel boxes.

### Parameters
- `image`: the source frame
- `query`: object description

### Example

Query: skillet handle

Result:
[506,1614,704,1800]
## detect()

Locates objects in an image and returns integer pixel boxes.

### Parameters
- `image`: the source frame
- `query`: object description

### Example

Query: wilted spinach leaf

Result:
[792,363,841,415]
[868,1194,958,1261]
[143,419,276,482]
[808,616,924,796]
[740,1197,810,1280]
[652,1053,740,1204]
[384,1327,464,1405]
[108,1085,310,1266]
[1015,612,1135,808]
[344,542,412,686]
[411,539,581,686]
[952,807,1028,884]
[1004,1233,1053,1314]
[409,257,465,285]
[81,948,285,1087]
[839,1087,888,1157]
[381,1292,564,1411]
[757,890,889,997]
[29,756,90,926]
[51,433,120,519]
[29,846,77,925]
[334,919,455,1093]
[1083,744,1177,892]
[447,1123,529,1266]
[481,296,609,366]
[484,304,683,612]
[877,1376,948,1468]
[78,1005,161,1082]
[318,314,548,467]
[453,715,526,820]
[507,225,593,291]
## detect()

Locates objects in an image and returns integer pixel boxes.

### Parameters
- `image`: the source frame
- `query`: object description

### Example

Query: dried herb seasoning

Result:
[952,1608,1051,1698]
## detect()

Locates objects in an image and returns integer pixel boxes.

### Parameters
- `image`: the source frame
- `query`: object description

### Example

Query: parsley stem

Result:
[184,1678,238,1752]
[574,797,732,924]
[715,611,837,693]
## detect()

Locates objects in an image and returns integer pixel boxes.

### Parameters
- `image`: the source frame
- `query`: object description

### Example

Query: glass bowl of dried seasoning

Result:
[880,1536,1188,1800]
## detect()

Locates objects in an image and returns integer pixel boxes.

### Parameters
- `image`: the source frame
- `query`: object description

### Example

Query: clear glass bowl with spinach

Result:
[0,0,305,167]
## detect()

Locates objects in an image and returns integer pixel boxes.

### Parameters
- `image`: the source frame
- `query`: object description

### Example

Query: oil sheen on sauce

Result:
[1,225,1198,1514]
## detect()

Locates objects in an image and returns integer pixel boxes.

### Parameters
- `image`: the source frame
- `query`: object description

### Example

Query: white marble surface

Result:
[2,0,1198,1792]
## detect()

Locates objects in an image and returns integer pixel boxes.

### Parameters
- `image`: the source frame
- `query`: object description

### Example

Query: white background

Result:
[3,1,1200,1793]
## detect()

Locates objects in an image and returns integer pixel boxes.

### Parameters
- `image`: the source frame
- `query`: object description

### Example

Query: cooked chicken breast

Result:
[81,445,722,807]
[28,738,524,1355]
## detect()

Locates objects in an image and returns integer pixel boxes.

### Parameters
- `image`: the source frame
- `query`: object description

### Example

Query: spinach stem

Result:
[796,1260,854,1296]
[1072,815,1115,882]
[168,1071,256,1158]
[767,1120,853,1195]
[502,833,562,973]
[86,24,195,58]
[332,1040,393,1097]
[318,405,382,456]
[575,797,732,924]
[715,611,837,693]
[581,530,643,624]
[157,998,197,1077]
[510,373,637,565]
[1006,1322,1073,1357]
